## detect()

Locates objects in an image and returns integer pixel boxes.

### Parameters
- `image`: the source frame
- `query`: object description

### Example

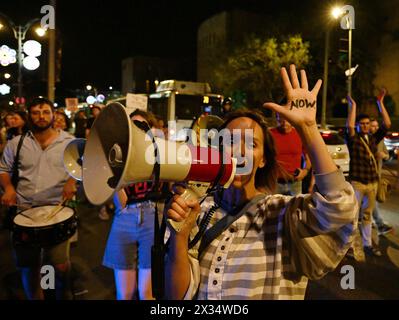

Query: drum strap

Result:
[5,133,27,230]
[11,133,27,188]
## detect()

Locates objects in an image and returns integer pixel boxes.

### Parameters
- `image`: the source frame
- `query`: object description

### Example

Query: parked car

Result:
[384,131,399,160]
[317,124,346,137]
[319,129,350,176]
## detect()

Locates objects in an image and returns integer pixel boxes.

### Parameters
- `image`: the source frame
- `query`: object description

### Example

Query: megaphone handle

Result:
[167,188,199,233]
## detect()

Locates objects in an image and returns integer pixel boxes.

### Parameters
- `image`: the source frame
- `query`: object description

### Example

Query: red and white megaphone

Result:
[64,103,236,231]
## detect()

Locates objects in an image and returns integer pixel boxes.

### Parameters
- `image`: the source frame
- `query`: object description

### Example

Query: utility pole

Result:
[321,28,330,129]
[347,26,352,98]
[47,0,56,102]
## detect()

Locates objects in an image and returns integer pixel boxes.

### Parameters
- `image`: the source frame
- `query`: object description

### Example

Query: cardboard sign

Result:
[126,93,148,115]
[65,98,79,112]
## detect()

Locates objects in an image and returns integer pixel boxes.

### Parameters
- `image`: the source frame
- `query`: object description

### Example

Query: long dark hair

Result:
[219,108,279,193]
[6,110,29,140]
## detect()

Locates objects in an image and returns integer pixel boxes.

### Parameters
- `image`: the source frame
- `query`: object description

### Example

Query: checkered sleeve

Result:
[283,170,358,280]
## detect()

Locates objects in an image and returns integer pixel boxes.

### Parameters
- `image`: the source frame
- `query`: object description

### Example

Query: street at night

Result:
[0,0,399,306]
[1,160,398,299]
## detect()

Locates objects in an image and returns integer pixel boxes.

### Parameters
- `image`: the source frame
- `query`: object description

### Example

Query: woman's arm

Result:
[263,65,337,175]
[264,66,357,279]
[165,194,201,299]
[113,189,128,211]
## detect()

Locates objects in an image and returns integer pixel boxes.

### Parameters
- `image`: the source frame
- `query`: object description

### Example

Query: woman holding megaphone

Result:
[164,65,358,300]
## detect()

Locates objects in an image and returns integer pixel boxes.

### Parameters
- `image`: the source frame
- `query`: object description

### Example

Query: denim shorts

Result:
[102,201,155,270]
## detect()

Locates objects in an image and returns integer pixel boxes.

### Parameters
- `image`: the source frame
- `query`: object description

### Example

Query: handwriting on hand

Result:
[290,99,316,110]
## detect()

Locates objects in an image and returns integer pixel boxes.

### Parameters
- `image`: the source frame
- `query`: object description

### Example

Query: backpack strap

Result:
[360,136,379,173]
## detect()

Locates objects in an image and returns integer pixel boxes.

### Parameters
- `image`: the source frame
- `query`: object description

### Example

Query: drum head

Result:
[14,206,74,227]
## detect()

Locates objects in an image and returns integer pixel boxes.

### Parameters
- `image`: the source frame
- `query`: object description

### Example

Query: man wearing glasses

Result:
[345,90,391,258]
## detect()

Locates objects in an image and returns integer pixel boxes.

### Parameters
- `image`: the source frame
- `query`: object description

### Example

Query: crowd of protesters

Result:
[0,66,397,301]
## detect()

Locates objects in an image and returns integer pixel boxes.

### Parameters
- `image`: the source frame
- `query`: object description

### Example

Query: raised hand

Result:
[265,65,337,175]
[347,95,356,109]
[263,65,322,129]
[377,88,386,102]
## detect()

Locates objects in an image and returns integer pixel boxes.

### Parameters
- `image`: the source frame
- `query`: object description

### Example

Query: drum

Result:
[13,206,78,247]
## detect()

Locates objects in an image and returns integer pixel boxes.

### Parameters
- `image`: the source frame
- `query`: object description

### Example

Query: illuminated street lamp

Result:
[332,6,355,98]
[321,5,355,129]
[0,12,46,101]
[331,7,343,19]
[35,27,46,37]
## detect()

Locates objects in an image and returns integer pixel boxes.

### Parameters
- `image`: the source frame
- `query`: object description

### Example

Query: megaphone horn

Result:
[63,138,86,181]
[79,102,236,209]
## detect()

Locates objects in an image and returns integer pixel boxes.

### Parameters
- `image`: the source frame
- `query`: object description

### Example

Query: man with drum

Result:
[0,97,76,300]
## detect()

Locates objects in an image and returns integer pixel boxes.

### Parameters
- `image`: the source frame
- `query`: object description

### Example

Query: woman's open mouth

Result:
[235,159,252,176]
[236,161,246,168]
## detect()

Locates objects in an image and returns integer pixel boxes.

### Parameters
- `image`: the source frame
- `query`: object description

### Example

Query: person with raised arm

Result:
[345,89,391,258]
[164,65,357,300]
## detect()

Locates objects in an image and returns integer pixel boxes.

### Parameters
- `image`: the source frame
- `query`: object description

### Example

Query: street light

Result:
[331,6,355,101]
[35,27,46,37]
[331,7,343,19]
[0,12,46,103]
[321,5,355,129]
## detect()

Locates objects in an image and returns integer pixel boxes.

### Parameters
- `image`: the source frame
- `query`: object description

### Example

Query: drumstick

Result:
[44,199,67,222]
[15,204,32,210]
[19,212,35,221]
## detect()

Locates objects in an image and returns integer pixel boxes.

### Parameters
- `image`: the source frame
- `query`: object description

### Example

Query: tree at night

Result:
[212,34,310,109]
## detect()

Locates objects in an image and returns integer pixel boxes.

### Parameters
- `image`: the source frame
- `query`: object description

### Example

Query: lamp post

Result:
[0,13,46,103]
[321,27,330,129]
[321,6,354,128]
[48,0,57,102]
[347,23,353,98]
[332,6,355,102]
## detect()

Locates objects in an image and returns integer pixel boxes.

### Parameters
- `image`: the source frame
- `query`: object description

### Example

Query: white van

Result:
[148,80,223,141]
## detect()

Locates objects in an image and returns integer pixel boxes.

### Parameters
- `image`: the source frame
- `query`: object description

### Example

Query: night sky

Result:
[0,0,304,95]
[2,0,387,105]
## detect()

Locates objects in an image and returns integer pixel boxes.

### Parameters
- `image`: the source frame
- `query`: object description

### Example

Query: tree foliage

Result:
[212,34,310,108]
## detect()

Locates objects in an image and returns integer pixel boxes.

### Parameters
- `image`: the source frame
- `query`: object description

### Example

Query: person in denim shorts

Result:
[103,110,163,300]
